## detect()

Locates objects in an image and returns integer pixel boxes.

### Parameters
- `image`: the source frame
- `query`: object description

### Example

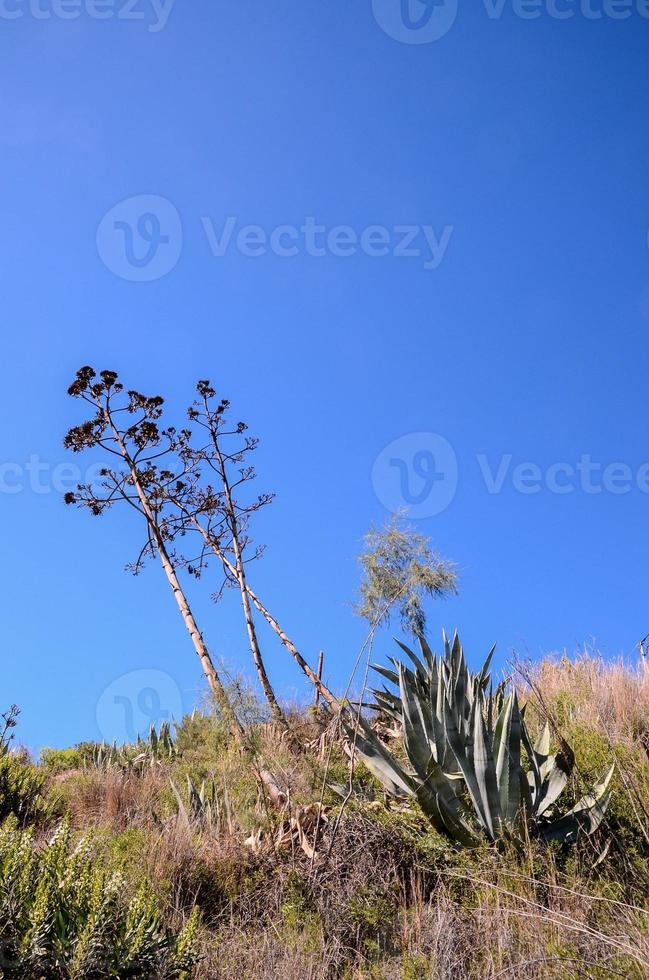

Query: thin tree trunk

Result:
[148,530,242,739]
[104,412,243,742]
[209,433,290,732]
[185,511,337,709]
[314,651,324,707]
[244,584,337,710]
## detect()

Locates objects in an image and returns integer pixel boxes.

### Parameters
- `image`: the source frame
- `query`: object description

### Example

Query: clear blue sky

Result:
[2,1,649,752]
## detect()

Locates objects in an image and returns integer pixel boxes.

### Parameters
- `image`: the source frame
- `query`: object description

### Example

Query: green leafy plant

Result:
[90,722,178,771]
[355,517,458,635]
[0,818,199,978]
[0,754,45,825]
[347,632,614,846]
[170,775,218,830]
[0,705,46,826]
[40,746,84,774]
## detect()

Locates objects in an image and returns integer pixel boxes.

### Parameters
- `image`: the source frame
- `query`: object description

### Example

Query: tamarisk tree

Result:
[356,516,458,636]
[63,367,242,740]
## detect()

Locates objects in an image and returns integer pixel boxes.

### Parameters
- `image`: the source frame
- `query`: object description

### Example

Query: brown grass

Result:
[55,766,169,832]
[186,811,649,979]
[31,651,649,979]
[521,651,649,743]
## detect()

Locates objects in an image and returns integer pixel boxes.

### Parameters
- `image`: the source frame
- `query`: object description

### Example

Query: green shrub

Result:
[0,752,45,824]
[0,818,200,979]
[40,746,84,774]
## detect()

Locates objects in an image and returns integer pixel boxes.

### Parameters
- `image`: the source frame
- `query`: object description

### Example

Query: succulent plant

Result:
[170,775,218,830]
[91,722,178,771]
[346,633,613,846]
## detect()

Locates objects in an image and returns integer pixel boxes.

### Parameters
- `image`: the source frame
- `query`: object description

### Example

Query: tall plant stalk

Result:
[184,510,337,709]
[156,381,338,711]
[192,383,289,731]
[64,368,242,741]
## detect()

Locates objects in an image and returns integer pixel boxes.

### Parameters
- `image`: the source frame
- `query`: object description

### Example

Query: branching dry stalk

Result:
[189,382,289,733]
[64,367,243,742]
[183,514,338,709]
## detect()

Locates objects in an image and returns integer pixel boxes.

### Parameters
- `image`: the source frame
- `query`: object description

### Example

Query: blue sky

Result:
[2,1,649,751]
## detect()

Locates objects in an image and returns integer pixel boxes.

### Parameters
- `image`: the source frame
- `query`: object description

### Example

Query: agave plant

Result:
[170,775,218,830]
[170,775,237,836]
[346,633,613,846]
[91,722,178,771]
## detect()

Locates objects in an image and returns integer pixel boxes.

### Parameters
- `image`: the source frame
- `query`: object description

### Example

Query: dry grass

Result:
[26,651,649,979]
[521,651,649,744]
[518,651,649,851]
[54,766,169,832]
[159,801,648,979]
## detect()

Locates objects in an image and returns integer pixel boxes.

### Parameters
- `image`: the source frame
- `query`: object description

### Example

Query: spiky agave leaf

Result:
[493,692,522,829]
[520,713,574,818]
[345,710,479,844]
[415,756,480,846]
[443,692,502,840]
[540,765,615,843]
[342,714,414,799]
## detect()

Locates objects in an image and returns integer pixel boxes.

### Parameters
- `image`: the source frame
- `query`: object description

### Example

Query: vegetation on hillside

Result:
[2,646,646,978]
[0,368,646,977]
